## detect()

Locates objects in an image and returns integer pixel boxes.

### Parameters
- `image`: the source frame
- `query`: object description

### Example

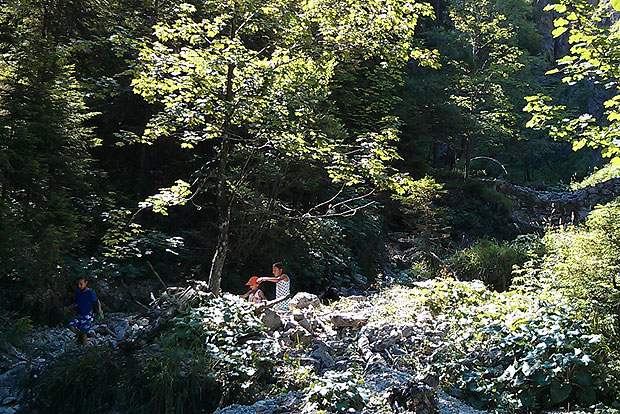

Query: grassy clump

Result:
[451,239,528,291]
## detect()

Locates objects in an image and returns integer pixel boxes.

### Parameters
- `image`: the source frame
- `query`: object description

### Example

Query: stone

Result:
[310,347,335,370]
[298,357,321,372]
[330,312,368,328]
[292,310,304,321]
[386,381,437,414]
[284,320,298,331]
[352,273,368,286]
[288,292,320,310]
[260,308,283,331]
[298,318,312,332]
[214,391,303,414]
[289,327,313,345]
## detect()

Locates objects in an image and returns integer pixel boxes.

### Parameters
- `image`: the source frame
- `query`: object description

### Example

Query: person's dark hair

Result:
[76,274,88,282]
[273,262,285,271]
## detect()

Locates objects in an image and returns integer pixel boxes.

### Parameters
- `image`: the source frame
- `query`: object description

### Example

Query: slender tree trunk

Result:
[464,134,473,179]
[208,14,236,295]
[208,139,231,295]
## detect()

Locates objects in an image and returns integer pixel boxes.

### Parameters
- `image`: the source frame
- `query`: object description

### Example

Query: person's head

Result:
[272,262,285,277]
[77,275,88,291]
[246,276,260,291]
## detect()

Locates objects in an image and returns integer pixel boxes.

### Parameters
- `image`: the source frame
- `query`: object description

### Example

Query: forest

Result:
[2,0,620,412]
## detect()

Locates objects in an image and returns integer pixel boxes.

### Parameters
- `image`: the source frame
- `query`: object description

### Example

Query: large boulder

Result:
[288,293,320,310]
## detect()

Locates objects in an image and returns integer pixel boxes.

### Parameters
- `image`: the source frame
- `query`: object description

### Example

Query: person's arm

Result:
[64,303,77,311]
[257,274,289,283]
[240,290,251,299]
[258,290,266,302]
[95,300,103,316]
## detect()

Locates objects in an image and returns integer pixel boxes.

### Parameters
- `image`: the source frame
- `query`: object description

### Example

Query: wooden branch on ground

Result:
[147,260,167,289]
[253,294,292,314]
[429,251,458,279]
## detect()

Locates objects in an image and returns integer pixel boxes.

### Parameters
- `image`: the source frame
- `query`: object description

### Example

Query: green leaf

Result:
[552,27,568,38]
[550,381,572,404]
[612,0,620,11]
[576,386,596,405]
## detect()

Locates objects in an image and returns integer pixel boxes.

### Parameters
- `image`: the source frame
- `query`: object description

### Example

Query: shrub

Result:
[571,163,620,190]
[451,240,528,291]
[34,295,278,413]
[304,371,370,413]
[423,278,608,412]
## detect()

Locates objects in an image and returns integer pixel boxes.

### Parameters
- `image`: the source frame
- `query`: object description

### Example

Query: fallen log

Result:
[253,294,292,315]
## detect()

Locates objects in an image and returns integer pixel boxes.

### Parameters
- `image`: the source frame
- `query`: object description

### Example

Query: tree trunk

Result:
[208,14,236,295]
[464,135,473,179]
[208,175,231,295]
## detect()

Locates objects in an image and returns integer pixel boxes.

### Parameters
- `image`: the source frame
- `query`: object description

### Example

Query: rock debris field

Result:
[0,283,488,414]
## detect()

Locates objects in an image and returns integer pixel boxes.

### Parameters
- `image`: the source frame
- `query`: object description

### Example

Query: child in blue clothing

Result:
[66,275,103,345]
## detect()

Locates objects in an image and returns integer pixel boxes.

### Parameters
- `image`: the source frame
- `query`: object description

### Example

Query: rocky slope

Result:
[485,177,620,228]
[0,284,486,414]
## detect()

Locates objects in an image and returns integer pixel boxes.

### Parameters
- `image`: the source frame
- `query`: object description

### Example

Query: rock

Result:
[284,320,298,331]
[437,390,487,414]
[387,381,437,414]
[310,347,335,370]
[352,273,368,286]
[292,310,304,321]
[298,357,321,372]
[288,292,320,310]
[260,308,283,331]
[214,391,303,414]
[298,318,312,332]
[289,327,313,345]
[330,312,368,328]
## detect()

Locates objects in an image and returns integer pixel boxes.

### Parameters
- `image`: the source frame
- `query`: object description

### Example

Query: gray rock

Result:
[310,347,335,370]
[352,273,368,285]
[387,381,437,414]
[288,292,320,310]
[292,310,304,321]
[298,356,321,372]
[260,308,283,331]
[214,392,303,414]
[284,320,298,331]
[289,327,313,345]
[330,312,368,328]
[298,318,312,333]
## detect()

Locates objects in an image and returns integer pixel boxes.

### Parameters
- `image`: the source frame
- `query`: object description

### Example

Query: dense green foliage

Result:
[35,295,275,413]
[451,239,527,291]
[5,0,620,412]
[0,0,605,305]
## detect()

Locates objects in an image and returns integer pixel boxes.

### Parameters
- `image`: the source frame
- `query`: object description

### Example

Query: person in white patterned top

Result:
[258,262,290,309]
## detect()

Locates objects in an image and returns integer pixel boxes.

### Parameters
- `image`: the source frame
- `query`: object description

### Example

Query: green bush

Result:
[35,295,278,413]
[571,163,620,190]
[422,278,609,412]
[304,371,370,413]
[540,199,620,335]
[451,240,528,291]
